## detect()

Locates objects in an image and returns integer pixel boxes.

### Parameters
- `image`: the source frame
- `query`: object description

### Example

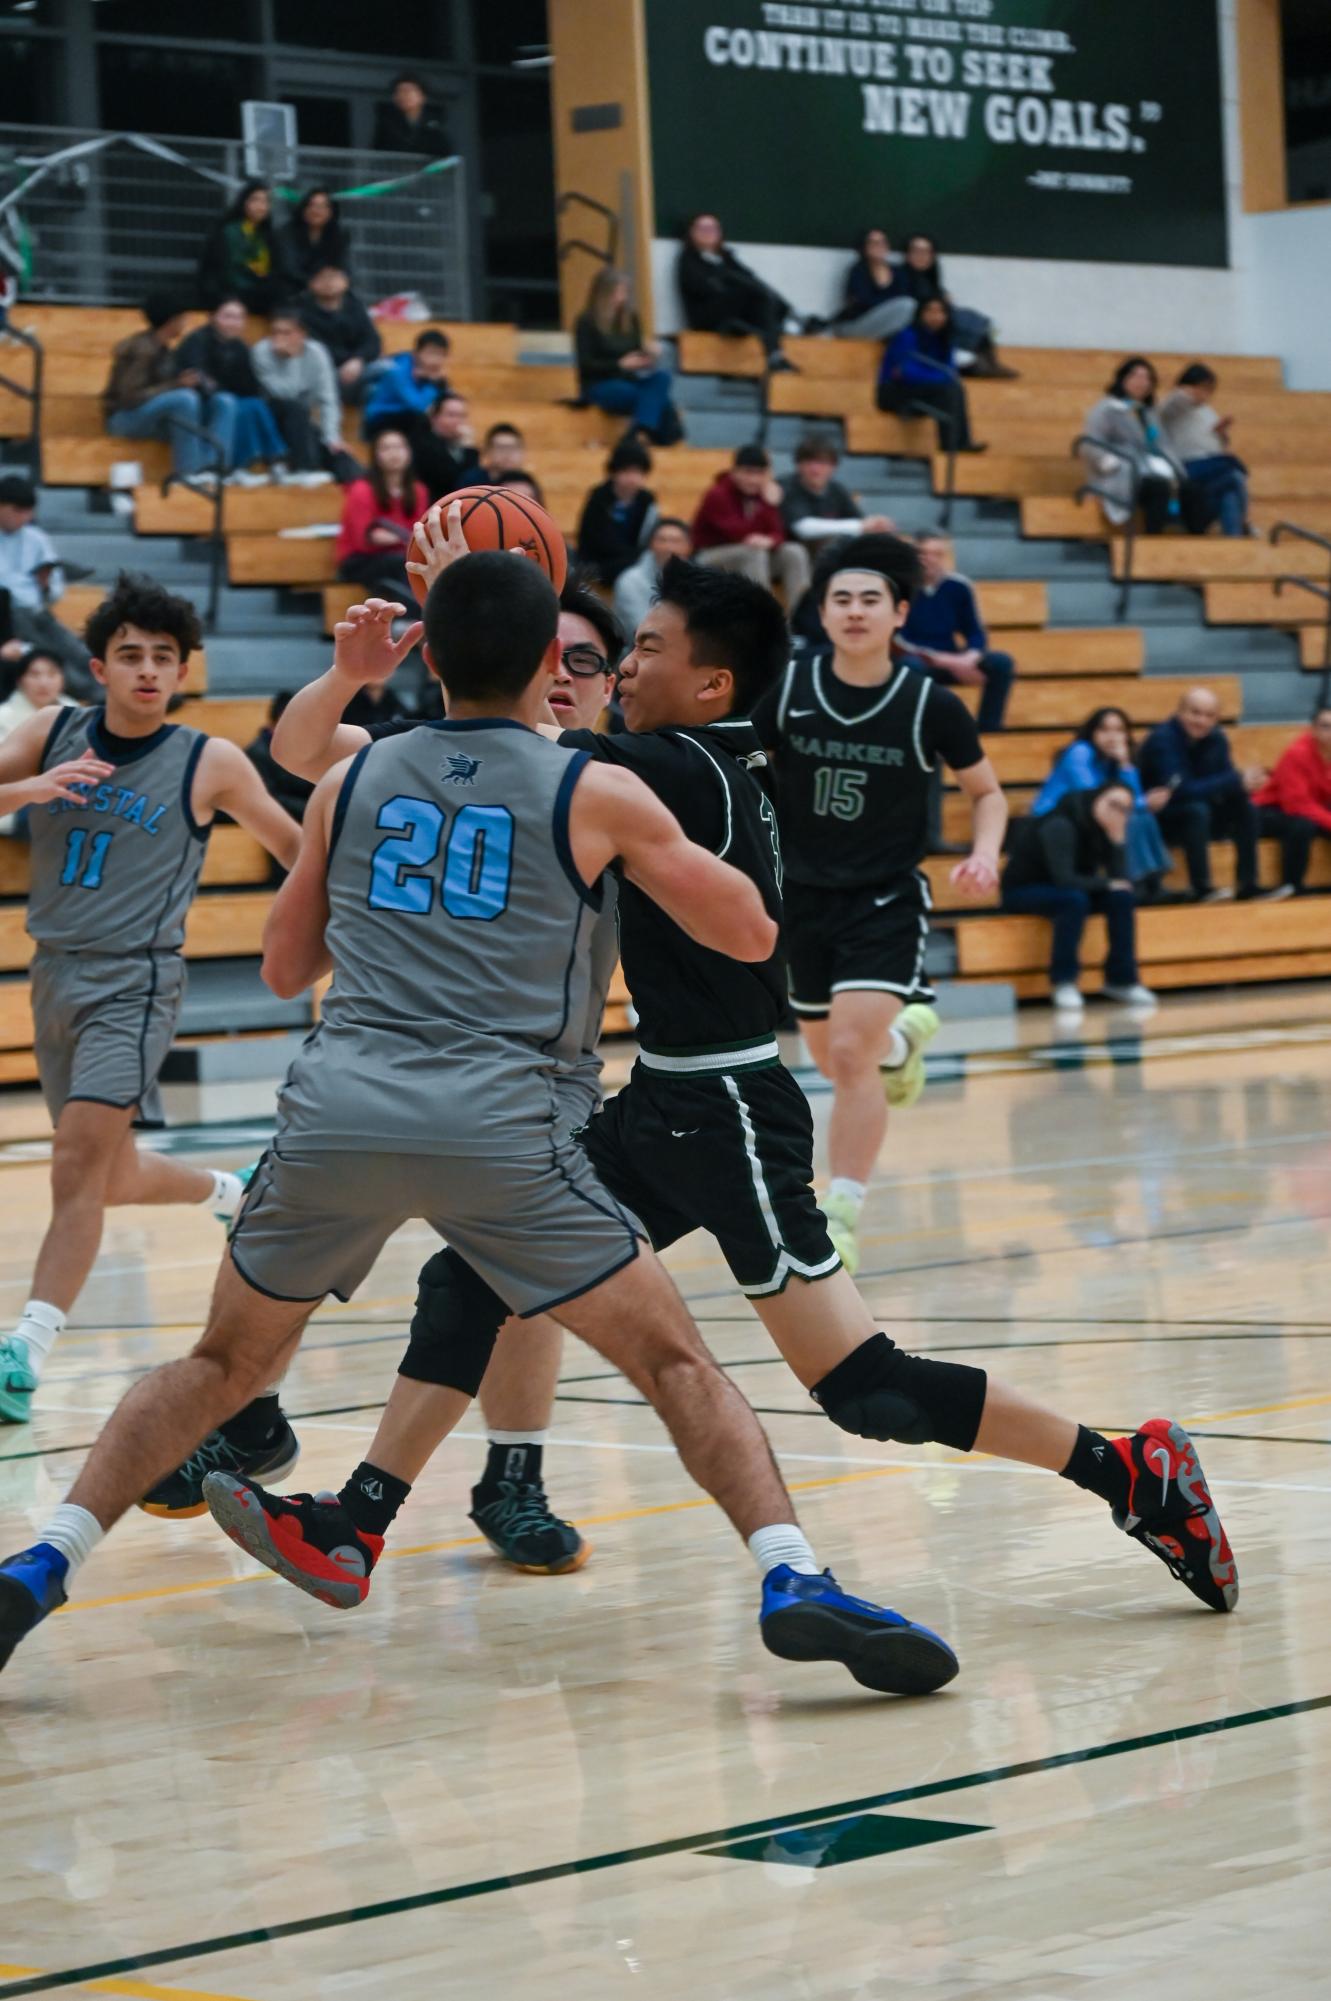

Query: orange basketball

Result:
[408,486,567,605]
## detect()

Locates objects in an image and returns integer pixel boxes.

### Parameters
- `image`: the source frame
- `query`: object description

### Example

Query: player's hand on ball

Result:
[26,750,115,807]
[332,598,424,686]
[406,500,470,596]
[950,852,998,897]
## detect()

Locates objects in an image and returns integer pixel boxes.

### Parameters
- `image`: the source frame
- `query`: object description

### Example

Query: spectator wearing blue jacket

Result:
[876,299,980,453]
[894,531,1013,731]
[1138,688,1268,900]
[363,328,451,449]
[1034,706,1172,888]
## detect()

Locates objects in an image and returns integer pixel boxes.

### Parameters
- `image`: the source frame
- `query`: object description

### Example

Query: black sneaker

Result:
[138,1412,300,1521]
[469,1479,590,1575]
[204,1477,381,1609]
[0,1544,68,1672]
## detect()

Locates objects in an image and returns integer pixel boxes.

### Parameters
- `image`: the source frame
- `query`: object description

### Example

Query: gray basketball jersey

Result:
[27,707,210,953]
[278,719,604,1155]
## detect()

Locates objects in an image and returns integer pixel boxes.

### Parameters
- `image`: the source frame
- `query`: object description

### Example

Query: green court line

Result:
[2,1692,1328,1998]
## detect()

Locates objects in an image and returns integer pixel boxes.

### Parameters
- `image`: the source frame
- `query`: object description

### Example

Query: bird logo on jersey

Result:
[443,752,482,786]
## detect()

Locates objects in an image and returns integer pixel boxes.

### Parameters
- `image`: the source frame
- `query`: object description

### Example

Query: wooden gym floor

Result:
[0,986,1329,1999]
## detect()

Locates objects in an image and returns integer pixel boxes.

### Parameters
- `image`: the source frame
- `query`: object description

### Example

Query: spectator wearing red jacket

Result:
[691,444,811,604]
[1252,707,1331,893]
[336,428,429,599]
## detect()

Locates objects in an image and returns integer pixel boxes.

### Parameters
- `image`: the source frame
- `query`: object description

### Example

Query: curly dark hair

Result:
[84,572,202,665]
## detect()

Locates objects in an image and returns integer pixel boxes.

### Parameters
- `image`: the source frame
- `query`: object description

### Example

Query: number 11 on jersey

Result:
[60,827,113,890]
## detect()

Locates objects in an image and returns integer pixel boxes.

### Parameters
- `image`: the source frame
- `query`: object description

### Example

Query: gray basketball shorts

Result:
[29,946,186,1129]
[229,1135,645,1316]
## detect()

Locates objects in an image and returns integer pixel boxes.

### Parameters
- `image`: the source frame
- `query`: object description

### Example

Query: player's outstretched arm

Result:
[271,600,422,783]
[573,764,778,962]
[0,715,113,815]
[950,755,1007,897]
[192,737,302,870]
[261,765,339,997]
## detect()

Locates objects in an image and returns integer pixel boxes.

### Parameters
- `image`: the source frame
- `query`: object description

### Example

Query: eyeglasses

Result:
[561,645,610,678]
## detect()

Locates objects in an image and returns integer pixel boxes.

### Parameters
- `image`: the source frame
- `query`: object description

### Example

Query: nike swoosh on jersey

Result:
[787,708,818,718]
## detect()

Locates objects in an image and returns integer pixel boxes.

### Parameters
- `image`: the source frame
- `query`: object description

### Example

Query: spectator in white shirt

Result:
[613,517,693,636]
[779,437,893,551]
[251,309,359,484]
[0,475,93,695]
[0,648,76,833]
[1158,364,1250,538]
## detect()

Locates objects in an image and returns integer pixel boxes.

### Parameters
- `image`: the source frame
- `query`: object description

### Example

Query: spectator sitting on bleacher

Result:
[894,531,1013,731]
[831,228,915,342]
[172,299,288,485]
[692,444,811,602]
[576,439,658,585]
[877,302,983,455]
[495,468,547,508]
[0,647,75,836]
[1002,784,1156,1013]
[1081,359,1210,536]
[251,308,359,486]
[1251,705,1331,895]
[372,73,452,157]
[363,329,452,448]
[1032,706,1173,892]
[104,291,231,489]
[281,188,352,290]
[676,213,797,373]
[1138,686,1277,902]
[574,269,682,446]
[780,436,893,553]
[245,692,314,834]
[613,517,693,637]
[898,234,1017,378]
[415,391,481,502]
[480,422,526,482]
[0,475,94,696]
[335,428,428,598]
[299,266,387,406]
[197,181,287,315]
[1158,364,1251,538]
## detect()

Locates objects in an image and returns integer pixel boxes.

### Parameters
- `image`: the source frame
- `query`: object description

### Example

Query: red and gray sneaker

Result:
[1112,1419,1238,1612]
[202,1475,381,1609]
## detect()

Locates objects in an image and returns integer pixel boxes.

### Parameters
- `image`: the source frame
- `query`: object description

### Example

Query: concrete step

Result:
[1140,624,1299,672]
[204,634,330,693]
[176,956,311,1035]
[1046,580,1206,626]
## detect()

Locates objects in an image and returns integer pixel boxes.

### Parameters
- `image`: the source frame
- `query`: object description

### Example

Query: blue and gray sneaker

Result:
[759,1565,959,1695]
[0,1543,68,1672]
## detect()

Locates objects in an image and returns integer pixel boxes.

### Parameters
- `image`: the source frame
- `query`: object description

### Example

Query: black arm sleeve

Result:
[922,684,985,773]
[558,727,728,850]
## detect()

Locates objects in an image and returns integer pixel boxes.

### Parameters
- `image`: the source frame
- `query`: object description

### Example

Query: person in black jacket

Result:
[676,213,797,371]
[281,188,352,289]
[576,439,659,584]
[574,269,682,445]
[1001,786,1155,1012]
[298,265,386,405]
[372,74,451,156]
[413,390,482,503]
[173,298,287,476]
[1137,689,1268,901]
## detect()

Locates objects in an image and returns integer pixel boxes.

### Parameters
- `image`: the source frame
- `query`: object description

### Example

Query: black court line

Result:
[2,1691,1327,1998]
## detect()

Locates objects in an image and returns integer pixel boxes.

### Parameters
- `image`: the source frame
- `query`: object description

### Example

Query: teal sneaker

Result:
[822,1190,861,1278]
[883,1002,940,1109]
[214,1160,258,1230]
[0,1335,38,1426]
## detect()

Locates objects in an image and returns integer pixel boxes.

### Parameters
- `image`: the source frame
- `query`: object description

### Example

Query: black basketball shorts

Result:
[578,1056,840,1297]
[782,872,935,1018]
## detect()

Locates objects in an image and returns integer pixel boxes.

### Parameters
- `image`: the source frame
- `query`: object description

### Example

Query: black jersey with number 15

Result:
[750,653,984,889]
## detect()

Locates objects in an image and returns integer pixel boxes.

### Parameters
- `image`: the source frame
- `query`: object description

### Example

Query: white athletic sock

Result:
[487,1429,549,1448]
[827,1177,866,1212]
[208,1170,247,1218]
[36,1502,103,1579]
[13,1300,65,1375]
[748,1524,820,1578]
[883,1026,910,1070]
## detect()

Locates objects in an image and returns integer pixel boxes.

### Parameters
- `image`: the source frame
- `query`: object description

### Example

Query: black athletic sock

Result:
[338,1462,412,1539]
[479,1439,543,1491]
[1060,1425,1131,1511]
[221,1392,282,1451]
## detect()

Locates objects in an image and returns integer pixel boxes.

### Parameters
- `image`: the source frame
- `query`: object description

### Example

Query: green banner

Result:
[647,0,1227,267]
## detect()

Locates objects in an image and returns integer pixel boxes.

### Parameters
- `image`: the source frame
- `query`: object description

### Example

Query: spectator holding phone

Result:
[1138,686,1280,901]
[1158,364,1250,538]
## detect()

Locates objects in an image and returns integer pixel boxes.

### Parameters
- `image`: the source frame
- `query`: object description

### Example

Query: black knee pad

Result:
[811,1332,986,1453]
[399,1247,509,1397]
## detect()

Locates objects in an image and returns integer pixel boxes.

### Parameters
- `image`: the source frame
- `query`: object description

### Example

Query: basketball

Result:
[408,486,568,604]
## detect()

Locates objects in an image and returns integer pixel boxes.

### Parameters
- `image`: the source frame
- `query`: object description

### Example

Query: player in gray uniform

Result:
[0,572,302,1432]
[1,554,965,1699]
